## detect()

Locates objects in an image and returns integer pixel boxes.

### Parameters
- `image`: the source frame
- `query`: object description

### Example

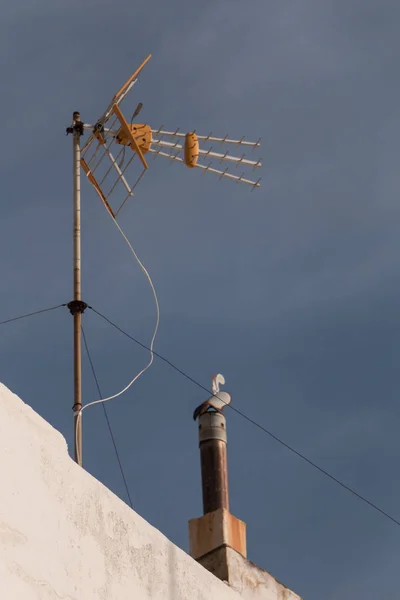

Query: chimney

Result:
[188,374,247,567]
[188,375,304,599]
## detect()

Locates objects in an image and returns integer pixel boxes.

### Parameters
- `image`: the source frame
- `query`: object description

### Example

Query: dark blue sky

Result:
[1,1,400,598]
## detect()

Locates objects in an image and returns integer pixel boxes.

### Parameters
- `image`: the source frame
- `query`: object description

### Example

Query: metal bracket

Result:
[93,121,105,134]
[66,123,84,136]
[66,112,84,136]
[74,122,84,136]
[67,300,88,315]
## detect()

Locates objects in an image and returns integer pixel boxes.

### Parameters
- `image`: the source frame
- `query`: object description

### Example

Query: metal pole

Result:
[67,111,87,467]
[198,411,230,514]
[73,111,82,466]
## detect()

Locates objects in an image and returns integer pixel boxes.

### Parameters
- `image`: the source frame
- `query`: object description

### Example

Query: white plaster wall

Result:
[225,548,302,600]
[0,382,242,600]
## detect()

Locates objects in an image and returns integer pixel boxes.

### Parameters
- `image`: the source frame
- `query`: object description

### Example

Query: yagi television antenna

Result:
[66,54,261,467]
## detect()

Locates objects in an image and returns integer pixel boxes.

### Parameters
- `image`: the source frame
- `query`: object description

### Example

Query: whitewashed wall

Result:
[0,382,242,600]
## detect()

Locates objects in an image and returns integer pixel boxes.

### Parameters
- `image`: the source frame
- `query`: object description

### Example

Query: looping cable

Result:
[75,206,160,461]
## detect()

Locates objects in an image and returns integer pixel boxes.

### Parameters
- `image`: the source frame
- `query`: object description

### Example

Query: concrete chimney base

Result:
[188,508,247,560]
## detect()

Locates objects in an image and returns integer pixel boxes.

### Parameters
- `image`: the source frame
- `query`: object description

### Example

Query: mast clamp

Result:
[66,112,84,136]
[67,300,88,315]
[66,123,84,136]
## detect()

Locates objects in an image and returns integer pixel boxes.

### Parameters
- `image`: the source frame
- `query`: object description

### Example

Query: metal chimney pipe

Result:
[198,411,230,514]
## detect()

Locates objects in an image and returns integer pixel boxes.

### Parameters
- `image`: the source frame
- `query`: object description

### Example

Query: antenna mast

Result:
[67,112,87,466]
[66,55,261,467]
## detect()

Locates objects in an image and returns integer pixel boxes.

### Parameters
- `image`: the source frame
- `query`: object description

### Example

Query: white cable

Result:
[74,206,160,465]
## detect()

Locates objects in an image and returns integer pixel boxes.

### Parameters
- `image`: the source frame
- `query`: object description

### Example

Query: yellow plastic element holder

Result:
[184,132,199,168]
[80,159,116,219]
[112,54,152,104]
[112,104,149,169]
[116,123,153,154]
[131,124,152,153]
